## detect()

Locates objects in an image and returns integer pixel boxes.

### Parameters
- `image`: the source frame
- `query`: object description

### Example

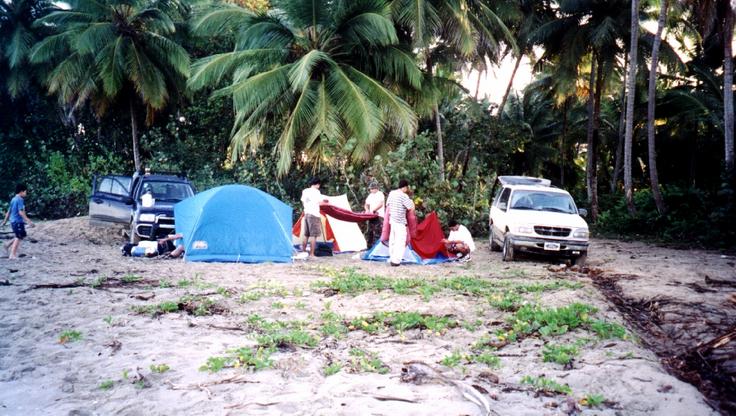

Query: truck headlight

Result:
[138,213,156,223]
[573,229,589,239]
[516,226,534,234]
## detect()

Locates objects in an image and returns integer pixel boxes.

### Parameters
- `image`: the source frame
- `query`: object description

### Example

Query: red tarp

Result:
[380,211,448,259]
[411,212,449,259]
[319,204,378,222]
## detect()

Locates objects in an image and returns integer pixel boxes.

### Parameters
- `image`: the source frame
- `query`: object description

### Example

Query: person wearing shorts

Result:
[1,184,34,259]
[300,177,327,257]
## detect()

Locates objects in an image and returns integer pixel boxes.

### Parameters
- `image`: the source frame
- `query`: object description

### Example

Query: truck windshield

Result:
[139,181,193,202]
[509,190,577,214]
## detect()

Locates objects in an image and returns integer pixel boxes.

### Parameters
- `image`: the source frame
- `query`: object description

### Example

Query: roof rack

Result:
[498,176,552,187]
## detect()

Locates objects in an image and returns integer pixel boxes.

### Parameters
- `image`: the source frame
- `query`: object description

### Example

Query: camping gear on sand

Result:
[175,185,293,263]
[363,212,449,264]
[292,194,368,252]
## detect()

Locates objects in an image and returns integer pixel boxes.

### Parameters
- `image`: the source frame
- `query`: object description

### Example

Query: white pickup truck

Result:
[488,176,589,265]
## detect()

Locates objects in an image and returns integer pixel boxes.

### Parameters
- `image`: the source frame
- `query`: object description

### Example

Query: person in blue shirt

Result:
[1,184,35,259]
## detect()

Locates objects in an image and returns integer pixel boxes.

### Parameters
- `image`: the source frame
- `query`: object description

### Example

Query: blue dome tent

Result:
[174,185,293,263]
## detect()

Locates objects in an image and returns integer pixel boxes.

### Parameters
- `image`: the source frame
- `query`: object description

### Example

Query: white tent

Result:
[292,194,368,252]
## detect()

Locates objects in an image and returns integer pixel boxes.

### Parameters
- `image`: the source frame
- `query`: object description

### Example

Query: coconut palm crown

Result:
[30,0,190,171]
[189,0,420,174]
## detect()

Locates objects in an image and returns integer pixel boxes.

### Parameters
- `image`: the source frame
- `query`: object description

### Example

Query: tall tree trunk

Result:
[130,98,141,172]
[585,55,598,220]
[592,56,604,220]
[624,0,640,215]
[427,54,445,181]
[560,98,569,187]
[612,56,628,193]
[435,103,445,181]
[647,0,668,214]
[498,54,523,118]
[724,5,735,180]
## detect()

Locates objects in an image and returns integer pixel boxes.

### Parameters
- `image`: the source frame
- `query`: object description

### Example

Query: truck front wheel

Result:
[502,235,515,262]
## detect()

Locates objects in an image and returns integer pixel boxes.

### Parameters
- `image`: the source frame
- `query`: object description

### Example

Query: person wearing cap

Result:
[300,177,327,257]
[363,180,385,247]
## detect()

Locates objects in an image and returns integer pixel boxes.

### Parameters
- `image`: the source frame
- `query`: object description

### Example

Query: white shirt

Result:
[365,191,385,217]
[301,187,323,216]
[448,224,476,252]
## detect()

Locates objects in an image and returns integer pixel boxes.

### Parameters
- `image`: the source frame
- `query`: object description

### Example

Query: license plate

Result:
[544,242,561,251]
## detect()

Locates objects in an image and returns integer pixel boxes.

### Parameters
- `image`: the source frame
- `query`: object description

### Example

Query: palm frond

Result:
[275,82,319,174]
[191,4,253,37]
[126,43,168,109]
[289,49,328,92]
[189,48,286,90]
[326,60,382,157]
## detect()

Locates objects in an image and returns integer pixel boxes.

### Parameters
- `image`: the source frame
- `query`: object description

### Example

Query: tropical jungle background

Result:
[1,0,735,247]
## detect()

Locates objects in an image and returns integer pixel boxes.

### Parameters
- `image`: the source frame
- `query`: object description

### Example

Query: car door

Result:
[489,187,512,241]
[89,175,133,225]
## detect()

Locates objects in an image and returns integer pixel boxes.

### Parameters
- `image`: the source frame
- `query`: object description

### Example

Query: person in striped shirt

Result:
[385,179,414,266]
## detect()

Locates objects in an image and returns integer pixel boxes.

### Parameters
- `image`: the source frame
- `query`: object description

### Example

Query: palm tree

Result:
[189,0,420,175]
[0,0,56,99]
[392,0,515,180]
[532,0,632,220]
[30,0,190,172]
[646,0,669,214]
[624,0,641,215]
[685,0,735,180]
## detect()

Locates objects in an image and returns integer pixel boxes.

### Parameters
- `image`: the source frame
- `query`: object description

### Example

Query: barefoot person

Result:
[1,184,35,259]
[157,233,185,258]
[385,179,414,267]
[442,219,476,260]
[300,177,327,257]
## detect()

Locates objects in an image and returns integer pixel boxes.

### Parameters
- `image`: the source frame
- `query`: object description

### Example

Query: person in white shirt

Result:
[300,177,327,257]
[363,180,385,247]
[385,179,414,266]
[442,219,475,260]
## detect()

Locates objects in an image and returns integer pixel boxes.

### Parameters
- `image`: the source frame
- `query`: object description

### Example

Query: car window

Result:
[98,178,112,194]
[498,188,511,209]
[492,186,503,206]
[509,190,577,214]
[110,178,129,196]
[140,181,194,202]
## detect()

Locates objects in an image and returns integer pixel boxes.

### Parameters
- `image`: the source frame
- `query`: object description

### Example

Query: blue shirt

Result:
[9,195,25,224]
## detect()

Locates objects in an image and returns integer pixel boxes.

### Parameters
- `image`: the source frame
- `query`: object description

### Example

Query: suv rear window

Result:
[140,181,194,202]
[509,190,577,214]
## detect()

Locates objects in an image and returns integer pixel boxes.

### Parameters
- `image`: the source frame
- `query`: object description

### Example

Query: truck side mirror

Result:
[578,208,588,217]
[124,197,135,206]
[498,202,507,211]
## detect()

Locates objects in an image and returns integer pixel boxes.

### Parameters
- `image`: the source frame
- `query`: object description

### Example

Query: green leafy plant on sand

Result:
[121,274,144,283]
[98,380,114,390]
[323,362,342,376]
[348,311,459,335]
[58,330,82,344]
[521,375,572,395]
[200,347,274,372]
[588,320,629,340]
[542,343,579,366]
[150,364,170,373]
[582,393,606,407]
[320,310,349,339]
[347,349,389,374]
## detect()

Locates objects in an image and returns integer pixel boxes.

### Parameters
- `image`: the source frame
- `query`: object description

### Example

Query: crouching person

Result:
[442,219,476,260]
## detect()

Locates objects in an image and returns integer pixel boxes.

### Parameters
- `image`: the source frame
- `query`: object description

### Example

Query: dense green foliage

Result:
[1,0,735,248]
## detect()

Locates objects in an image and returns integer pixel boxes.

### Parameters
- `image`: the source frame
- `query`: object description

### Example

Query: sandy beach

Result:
[1,217,734,415]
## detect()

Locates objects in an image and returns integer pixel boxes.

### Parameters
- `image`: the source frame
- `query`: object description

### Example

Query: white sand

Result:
[0,217,726,415]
